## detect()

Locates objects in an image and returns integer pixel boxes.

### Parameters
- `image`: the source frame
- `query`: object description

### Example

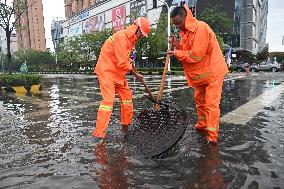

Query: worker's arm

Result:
[168,24,210,63]
[113,34,133,72]
[131,64,143,81]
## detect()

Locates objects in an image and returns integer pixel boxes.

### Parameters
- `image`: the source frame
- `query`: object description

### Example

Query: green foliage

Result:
[0,74,25,87]
[57,29,113,70]
[135,13,168,64]
[256,46,269,61]
[24,74,43,85]
[216,34,224,52]
[198,6,233,52]
[270,52,284,63]
[11,49,56,72]
[0,74,43,87]
[129,10,140,23]
[0,0,30,73]
[136,29,167,61]
[198,6,234,35]
[228,66,236,72]
[269,51,284,70]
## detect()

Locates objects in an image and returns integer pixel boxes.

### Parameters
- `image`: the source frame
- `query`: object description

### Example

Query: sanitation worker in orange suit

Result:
[168,6,228,144]
[92,17,151,139]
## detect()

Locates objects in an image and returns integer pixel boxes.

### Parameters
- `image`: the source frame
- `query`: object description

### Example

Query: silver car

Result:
[250,61,281,72]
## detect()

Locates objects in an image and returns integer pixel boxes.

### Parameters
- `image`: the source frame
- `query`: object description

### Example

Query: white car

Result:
[250,61,281,72]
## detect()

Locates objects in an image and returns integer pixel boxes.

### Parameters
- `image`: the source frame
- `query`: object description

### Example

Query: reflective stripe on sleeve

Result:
[187,51,203,61]
[191,73,210,81]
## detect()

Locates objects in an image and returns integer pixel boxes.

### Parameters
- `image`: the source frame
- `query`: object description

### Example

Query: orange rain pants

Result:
[193,76,224,143]
[92,24,139,139]
[92,76,133,138]
[172,5,228,143]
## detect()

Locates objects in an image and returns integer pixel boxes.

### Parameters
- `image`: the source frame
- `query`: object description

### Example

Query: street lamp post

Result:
[0,36,4,73]
[157,0,176,71]
[194,0,198,17]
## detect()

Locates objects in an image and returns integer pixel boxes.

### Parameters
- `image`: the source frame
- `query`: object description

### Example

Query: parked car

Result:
[230,62,250,72]
[250,61,281,72]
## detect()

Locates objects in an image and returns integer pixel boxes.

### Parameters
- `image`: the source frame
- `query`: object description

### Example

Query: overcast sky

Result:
[42,0,65,51]
[266,0,284,52]
[43,0,284,52]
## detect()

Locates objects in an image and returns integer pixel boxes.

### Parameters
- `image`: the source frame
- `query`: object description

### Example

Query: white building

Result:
[51,17,65,51]
[0,28,6,54]
[240,0,268,54]
[62,0,167,39]
[0,27,18,54]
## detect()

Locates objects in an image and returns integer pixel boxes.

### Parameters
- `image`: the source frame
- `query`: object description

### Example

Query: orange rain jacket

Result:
[174,5,228,86]
[95,25,139,84]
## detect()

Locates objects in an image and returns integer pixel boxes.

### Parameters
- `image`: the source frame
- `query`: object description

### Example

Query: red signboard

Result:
[112,5,125,31]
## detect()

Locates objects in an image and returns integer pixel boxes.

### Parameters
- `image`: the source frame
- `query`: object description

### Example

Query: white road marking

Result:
[221,82,284,125]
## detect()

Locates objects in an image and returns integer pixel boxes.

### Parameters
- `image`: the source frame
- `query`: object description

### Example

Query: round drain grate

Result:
[125,102,189,158]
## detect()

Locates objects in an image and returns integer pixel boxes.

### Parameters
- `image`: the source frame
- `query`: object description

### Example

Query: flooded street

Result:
[0,73,284,188]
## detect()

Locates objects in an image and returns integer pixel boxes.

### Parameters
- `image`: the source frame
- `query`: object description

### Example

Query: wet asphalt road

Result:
[0,72,283,188]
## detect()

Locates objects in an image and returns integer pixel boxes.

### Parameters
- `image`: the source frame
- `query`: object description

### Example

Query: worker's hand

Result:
[169,35,180,49]
[167,50,176,57]
[129,58,134,64]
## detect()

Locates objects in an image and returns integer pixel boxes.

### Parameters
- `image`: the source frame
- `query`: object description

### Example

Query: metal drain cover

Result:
[125,103,189,158]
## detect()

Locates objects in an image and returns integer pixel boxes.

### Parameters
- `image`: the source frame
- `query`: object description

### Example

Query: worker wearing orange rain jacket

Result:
[168,5,228,143]
[92,17,151,139]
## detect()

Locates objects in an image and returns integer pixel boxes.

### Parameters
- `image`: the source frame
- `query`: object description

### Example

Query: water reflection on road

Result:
[0,73,283,188]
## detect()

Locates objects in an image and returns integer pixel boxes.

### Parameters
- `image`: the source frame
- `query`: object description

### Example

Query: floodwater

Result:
[0,73,283,188]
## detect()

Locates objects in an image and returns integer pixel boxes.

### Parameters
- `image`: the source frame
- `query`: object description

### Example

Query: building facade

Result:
[62,0,171,39]
[258,0,268,51]
[51,18,65,52]
[196,0,268,54]
[62,0,268,54]
[15,0,46,51]
[0,28,18,54]
[239,0,268,54]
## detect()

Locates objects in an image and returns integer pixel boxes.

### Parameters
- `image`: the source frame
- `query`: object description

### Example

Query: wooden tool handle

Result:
[132,65,155,100]
[155,53,170,110]
[140,78,156,100]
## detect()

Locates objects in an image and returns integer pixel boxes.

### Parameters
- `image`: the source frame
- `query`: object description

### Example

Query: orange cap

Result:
[134,17,151,37]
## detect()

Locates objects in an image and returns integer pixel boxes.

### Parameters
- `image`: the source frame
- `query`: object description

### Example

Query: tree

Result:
[269,51,284,70]
[12,49,56,71]
[216,34,224,52]
[270,51,284,63]
[198,6,234,51]
[198,6,234,35]
[256,46,269,61]
[0,0,33,73]
[135,13,168,67]
[57,29,113,70]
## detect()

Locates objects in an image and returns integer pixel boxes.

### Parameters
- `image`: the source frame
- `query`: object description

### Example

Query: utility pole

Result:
[194,0,198,17]
[157,0,177,71]
[0,36,4,73]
